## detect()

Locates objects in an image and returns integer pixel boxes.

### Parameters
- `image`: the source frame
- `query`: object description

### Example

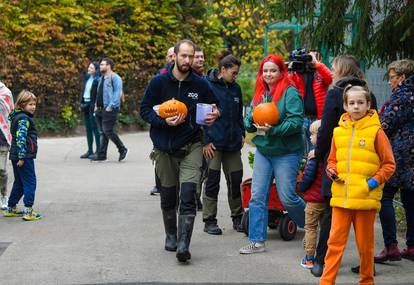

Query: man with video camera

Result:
[288,49,333,153]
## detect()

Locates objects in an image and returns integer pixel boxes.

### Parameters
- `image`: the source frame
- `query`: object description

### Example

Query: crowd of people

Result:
[139,39,413,285]
[0,37,413,285]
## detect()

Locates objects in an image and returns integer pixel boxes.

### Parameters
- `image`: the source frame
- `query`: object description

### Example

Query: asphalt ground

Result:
[0,132,413,285]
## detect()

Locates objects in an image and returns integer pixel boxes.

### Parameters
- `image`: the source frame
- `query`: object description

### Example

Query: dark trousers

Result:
[8,159,36,208]
[315,198,332,264]
[83,109,100,153]
[95,109,126,158]
[379,184,414,247]
[154,142,203,216]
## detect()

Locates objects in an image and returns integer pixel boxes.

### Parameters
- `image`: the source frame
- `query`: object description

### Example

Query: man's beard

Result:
[176,61,190,73]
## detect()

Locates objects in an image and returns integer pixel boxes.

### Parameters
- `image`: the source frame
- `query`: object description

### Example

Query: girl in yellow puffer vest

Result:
[320,85,396,285]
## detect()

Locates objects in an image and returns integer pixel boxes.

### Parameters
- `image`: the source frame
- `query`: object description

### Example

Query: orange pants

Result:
[319,207,376,285]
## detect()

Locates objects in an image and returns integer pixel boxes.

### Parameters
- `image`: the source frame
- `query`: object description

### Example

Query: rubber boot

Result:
[176,215,195,263]
[162,209,177,251]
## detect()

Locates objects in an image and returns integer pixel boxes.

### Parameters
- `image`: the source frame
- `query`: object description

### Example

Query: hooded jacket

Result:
[314,77,378,197]
[203,69,245,151]
[9,109,38,160]
[140,66,218,154]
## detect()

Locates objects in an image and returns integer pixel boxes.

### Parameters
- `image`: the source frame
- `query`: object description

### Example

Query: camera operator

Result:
[288,50,333,154]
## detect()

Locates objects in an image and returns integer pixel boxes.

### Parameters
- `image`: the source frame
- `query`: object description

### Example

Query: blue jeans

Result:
[379,184,414,247]
[8,159,37,208]
[248,150,305,242]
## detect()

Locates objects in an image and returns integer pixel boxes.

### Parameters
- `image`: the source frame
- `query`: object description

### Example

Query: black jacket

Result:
[9,110,38,160]
[204,69,245,151]
[314,77,378,197]
[140,66,218,153]
[80,74,99,112]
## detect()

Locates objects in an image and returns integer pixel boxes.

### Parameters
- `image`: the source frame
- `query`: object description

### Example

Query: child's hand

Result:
[366,178,379,190]
[17,160,24,167]
[327,168,344,184]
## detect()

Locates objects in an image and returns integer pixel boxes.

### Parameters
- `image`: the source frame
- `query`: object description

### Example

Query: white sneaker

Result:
[0,196,8,210]
[239,241,265,254]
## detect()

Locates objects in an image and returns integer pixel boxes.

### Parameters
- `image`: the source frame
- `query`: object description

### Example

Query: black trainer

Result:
[80,152,92,159]
[232,215,244,232]
[119,148,128,162]
[150,186,160,195]
[351,265,376,276]
[311,262,324,277]
[204,222,222,235]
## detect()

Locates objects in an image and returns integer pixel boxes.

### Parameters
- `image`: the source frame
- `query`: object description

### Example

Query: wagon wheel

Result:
[279,214,297,241]
[241,210,249,236]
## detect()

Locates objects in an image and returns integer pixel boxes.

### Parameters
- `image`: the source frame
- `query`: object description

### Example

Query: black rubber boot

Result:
[162,209,177,252]
[176,215,195,262]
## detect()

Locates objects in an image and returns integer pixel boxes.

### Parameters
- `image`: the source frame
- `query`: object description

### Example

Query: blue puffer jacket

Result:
[203,69,245,151]
[380,75,414,190]
[9,110,38,160]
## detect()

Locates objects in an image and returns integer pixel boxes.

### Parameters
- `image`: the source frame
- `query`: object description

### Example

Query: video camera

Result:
[286,48,314,73]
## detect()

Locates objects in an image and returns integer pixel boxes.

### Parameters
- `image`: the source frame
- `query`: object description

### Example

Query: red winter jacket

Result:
[298,158,325,203]
[288,63,333,119]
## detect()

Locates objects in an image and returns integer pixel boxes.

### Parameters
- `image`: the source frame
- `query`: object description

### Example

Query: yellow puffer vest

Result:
[331,110,383,211]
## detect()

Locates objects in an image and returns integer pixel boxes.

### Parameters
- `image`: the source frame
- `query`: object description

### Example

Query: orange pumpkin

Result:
[252,102,280,126]
[159,98,188,119]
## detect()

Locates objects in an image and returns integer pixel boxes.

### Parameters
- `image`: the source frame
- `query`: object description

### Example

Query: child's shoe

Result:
[3,206,24,217]
[0,196,8,210]
[22,207,42,221]
[300,255,314,269]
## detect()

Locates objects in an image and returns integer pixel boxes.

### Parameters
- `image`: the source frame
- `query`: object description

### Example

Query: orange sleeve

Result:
[373,129,396,184]
[326,138,337,172]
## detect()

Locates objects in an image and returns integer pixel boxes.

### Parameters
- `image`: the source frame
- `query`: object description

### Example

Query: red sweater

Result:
[288,63,333,119]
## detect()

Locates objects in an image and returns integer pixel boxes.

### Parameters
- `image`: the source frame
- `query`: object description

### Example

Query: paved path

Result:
[0,132,413,285]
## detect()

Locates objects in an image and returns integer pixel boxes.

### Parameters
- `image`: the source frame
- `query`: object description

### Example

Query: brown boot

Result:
[375,243,401,263]
[401,246,414,261]
[374,247,388,263]
[387,243,402,261]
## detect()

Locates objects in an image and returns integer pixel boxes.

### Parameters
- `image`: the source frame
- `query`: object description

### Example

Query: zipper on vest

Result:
[344,125,355,207]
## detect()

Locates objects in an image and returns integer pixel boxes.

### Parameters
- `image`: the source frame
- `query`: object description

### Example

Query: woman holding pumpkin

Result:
[239,54,305,254]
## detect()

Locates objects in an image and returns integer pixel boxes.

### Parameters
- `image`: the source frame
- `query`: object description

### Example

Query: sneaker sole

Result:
[22,216,42,221]
[402,255,414,261]
[300,262,313,269]
[239,248,265,254]
[204,229,222,235]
